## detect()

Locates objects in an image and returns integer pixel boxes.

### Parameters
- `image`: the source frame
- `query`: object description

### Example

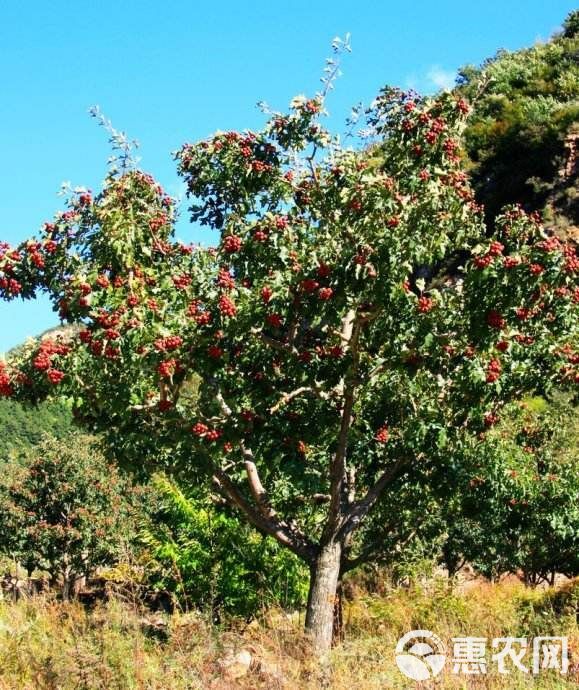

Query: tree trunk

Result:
[305,541,342,654]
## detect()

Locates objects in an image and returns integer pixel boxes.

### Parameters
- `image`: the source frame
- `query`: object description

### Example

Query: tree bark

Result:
[305,541,342,654]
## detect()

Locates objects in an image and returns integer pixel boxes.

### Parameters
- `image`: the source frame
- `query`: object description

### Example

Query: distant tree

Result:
[0,435,137,597]
[0,42,578,651]
[442,395,579,584]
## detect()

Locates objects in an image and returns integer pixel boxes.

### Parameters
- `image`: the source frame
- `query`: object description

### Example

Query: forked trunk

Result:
[304,541,342,654]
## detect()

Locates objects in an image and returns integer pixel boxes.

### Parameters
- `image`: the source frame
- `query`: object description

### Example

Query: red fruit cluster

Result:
[487,310,505,330]
[267,313,282,328]
[154,336,183,352]
[191,422,208,436]
[223,235,242,253]
[157,359,180,379]
[529,263,544,276]
[496,340,509,352]
[127,295,139,307]
[0,362,12,397]
[33,339,70,372]
[375,426,389,443]
[218,294,237,317]
[483,412,499,427]
[96,274,110,289]
[47,369,65,385]
[318,287,333,300]
[261,285,273,303]
[173,274,192,289]
[208,345,223,359]
[563,244,579,273]
[252,228,269,242]
[486,358,502,383]
[503,256,521,269]
[191,422,222,441]
[417,296,434,313]
[301,278,319,293]
[217,268,235,289]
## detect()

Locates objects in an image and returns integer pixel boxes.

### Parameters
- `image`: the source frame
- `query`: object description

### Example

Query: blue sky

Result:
[0,0,576,353]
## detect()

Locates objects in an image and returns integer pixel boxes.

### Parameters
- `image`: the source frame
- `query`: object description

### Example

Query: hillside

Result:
[458,10,579,236]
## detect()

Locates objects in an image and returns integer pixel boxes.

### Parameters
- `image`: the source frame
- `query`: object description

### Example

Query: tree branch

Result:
[211,469,315,562]
[338,459,408,541]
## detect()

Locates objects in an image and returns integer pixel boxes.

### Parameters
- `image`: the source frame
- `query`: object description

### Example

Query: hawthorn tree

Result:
[0,435,136,597]
[1,53,578,650]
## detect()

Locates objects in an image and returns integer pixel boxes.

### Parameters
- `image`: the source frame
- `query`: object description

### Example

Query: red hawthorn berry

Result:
[158,359,178,379]
[487,310,505,329]
[417,296,434,313]
[317,262,331,278]
[195,311,212,325]
[387,216,400,228]
[253,229,269,242]
[127,295,139,307]
[218,294,237,317]
[496,340,509,352]
[484,412,499,427]
[267,313,283,328]
[191,422,208,437]
[318,287,333,300]
[503,256,521,269]
[33,354,51,371]
[173,275,192,289]
[208,345,223,359]
[488,241,504,256]
[223,441,233,453]
[419,169,430,181]
[529,263,544,276]
[297,440,307,455]
[474,254,493,269]
[456,98,470,114]
[223,235,242,253]
[516,307,531,321]
[79,330,92,344]
[375,426,389,443]
[299,350,312,363]
[47,369,65,385]
[301,278,319,293]
[349,198,362,212]
[96,274,110,289]
[105,346,120,359]
[486,358,502,383]
[205,429,222,442]
[261,286,273,303]
[217,268,235,289]
[157,399,174,412]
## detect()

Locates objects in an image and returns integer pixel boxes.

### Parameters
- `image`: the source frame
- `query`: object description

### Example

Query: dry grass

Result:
[0,577,577,689]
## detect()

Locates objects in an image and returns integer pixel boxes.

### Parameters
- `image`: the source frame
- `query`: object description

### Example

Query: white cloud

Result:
[425,66,456,92]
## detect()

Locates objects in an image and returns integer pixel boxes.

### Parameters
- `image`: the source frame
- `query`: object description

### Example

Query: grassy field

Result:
[0,576,577,689]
